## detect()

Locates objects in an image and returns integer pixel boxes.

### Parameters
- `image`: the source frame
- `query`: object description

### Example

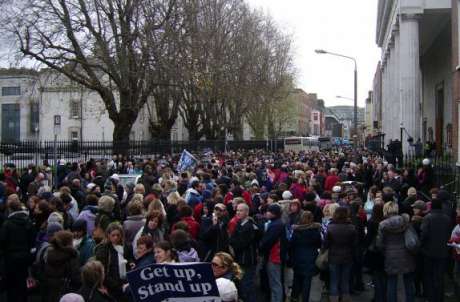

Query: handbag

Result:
[315,249,329,270]
[404,225,420,253]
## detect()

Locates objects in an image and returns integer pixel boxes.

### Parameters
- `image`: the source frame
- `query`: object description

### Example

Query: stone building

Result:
[0,69,150,142]
[375,0,452,154]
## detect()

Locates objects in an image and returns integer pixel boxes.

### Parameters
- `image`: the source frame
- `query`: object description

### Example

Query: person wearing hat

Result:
[417,160,433,194]
[72,219,96,266]
[401,187,418,216]
[259,203,286,302]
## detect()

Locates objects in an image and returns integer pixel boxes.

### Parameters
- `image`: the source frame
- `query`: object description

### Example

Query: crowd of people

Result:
[0,148,459,302]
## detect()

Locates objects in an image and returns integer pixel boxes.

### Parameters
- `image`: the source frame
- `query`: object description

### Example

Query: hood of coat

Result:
[293,222,321,231]
[7,210,30,226]
[177,248,198,262]
[380,215,409,234]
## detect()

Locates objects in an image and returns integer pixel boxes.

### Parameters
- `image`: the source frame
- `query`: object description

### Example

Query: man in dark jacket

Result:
[259,203,286,302]
[229,203,259,302]
[421,198,452,302]
[0,194,36,302]
[199,203,229,261]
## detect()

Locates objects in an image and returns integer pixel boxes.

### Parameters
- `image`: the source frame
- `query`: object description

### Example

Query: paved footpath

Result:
[256,274,458,302]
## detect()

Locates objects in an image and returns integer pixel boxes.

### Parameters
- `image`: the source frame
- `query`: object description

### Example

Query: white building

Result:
[0,69,151,142]
[376,0,452,153]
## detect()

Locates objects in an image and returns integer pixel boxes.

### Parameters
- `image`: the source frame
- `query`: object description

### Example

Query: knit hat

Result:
[47,212,64,225]
[59,293,84,302]
[267,203,282,218]
[411,200,426,211]
[282,190,293,200]
[47,222,63,237]
[407,187,417,196]
[332,185,342,193]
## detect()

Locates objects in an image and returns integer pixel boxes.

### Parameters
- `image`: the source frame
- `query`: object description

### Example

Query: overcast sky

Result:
[247,0,381,107]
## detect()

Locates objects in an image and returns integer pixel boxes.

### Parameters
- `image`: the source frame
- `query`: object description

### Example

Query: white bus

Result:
[284,137,320,152]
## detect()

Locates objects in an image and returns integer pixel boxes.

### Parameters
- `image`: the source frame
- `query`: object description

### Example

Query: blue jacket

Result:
[135,251,155,268]
[77,235,96,266]
[259,218,287,264]
[185,188,203,208]
[289,223,322,274]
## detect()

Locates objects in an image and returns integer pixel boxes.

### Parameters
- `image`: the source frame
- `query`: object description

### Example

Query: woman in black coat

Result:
[42,230,81,302]
[324,206,357,302]
[289,211,322,302]
[364,203,385,302]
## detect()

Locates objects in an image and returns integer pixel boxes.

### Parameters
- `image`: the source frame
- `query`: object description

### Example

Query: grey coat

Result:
[123,215,145,246]
[376,215,416,275]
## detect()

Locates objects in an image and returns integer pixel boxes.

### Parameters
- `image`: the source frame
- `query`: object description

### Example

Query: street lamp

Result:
[315,49,358,137]
[336,95,354,101]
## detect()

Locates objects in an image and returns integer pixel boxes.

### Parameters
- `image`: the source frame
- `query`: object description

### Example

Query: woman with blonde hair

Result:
[212,252,242,302]
[147,198,167,218]
[94,222,130,302]
[78,260,115,302]
[134,184,145,195]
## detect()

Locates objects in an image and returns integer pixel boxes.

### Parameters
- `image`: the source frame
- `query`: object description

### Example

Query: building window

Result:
[30,103,39,133]
[2,86,21,96]
[69,127,80,140]
[70,100,81,119]
[313,113,318,121]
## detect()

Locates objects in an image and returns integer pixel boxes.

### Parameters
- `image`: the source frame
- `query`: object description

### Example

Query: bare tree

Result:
[1,0,176,147]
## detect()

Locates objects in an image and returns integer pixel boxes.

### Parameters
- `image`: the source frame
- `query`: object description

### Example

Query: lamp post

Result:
[336,95,354,101]
[315,49,358,137]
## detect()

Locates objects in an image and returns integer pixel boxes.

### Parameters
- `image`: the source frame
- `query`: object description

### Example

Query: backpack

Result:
[404,225,420,253]
[31,243,49,281]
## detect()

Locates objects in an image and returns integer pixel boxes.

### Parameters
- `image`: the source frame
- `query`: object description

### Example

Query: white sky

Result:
[247,0,381,107]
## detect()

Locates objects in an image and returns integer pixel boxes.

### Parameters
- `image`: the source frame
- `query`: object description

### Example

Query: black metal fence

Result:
[0,139,286,170]
[403,153,460,201]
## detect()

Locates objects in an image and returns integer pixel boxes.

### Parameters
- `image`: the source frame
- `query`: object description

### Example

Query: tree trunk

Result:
[113,118,134,155]
[158,126,172,141]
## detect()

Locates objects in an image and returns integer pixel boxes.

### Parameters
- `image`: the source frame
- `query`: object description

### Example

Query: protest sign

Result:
[127,263,221,302]
[177,149,198,172]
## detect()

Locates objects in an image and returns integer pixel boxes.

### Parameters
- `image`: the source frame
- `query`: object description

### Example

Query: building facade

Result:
[364,91,374,137]
[327,105,365,139]
[0,69,150,142]
[376,0,452,154]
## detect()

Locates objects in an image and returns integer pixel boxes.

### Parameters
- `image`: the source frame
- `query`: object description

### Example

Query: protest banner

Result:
[127,263,221,302]
[177,149,198,172]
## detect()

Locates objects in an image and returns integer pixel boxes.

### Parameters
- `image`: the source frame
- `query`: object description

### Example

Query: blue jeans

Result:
[292,272,313,302]
[240,265,257,302]
[266,262,283,302]
[387,273,415,302]
[329,263,352,297]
